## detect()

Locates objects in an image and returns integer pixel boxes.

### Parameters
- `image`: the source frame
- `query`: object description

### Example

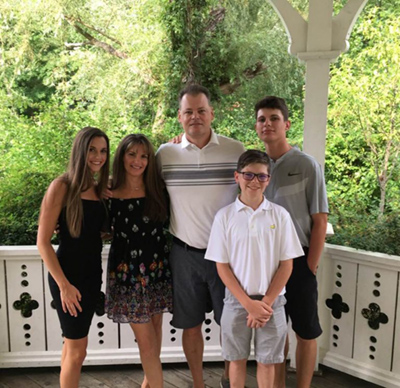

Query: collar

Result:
[181,130,220,149]
[234,195,271,212]
[269,146,300,168]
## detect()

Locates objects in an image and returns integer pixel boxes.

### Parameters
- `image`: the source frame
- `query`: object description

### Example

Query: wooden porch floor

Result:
[0,362,380,387]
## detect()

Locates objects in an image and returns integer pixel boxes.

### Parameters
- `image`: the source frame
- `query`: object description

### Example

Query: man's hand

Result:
[169,133,184,144]
[101,231,112,240]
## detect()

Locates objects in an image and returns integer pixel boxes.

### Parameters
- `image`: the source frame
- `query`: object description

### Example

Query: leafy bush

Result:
[0,171,53,245]
[328,204,400,256]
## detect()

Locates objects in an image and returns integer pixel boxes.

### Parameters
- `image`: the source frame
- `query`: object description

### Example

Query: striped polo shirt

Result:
[156,131,245,249]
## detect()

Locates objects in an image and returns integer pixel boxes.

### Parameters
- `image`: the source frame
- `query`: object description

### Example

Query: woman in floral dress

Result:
[106,134,172,388]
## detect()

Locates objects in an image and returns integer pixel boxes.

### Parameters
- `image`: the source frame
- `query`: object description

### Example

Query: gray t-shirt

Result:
[265,147,329,247]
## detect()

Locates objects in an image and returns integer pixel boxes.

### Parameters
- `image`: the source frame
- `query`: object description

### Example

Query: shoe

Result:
[220,375,230,388]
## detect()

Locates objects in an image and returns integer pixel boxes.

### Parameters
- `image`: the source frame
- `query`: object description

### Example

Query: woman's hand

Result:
[102,187,113,199]
[60,283,82,317]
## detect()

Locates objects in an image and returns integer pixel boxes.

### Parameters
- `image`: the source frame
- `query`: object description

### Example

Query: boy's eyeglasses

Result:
[237,171,271,182]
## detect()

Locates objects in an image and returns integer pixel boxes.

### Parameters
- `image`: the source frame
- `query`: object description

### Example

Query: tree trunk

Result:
[152,101,166,135]
[378,185,386,219]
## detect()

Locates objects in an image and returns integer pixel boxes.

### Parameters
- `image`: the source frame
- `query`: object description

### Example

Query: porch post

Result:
[268,0,367,167]
[267,0,368,369]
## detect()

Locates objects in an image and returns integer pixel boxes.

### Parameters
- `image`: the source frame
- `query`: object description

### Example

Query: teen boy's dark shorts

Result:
[285,248,322,340]
[169,239,225,329]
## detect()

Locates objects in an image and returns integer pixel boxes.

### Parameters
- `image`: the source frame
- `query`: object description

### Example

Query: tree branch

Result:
[205,7,226,34]
[64,42,90,49]
[220,61,267,95]
[69,16,123,46]
[64,15,128,59]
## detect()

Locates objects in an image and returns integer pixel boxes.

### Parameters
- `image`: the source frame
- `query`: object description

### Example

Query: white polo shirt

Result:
[205,196,304,296]
[156,131,245,249]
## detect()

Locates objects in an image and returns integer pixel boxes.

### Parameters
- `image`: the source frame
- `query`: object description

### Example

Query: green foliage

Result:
[157,0,305,117]
[0,172,53,245]
[1,0,399,254]
[328,203,400,256]
[324,1,400,254]
[327,4,400,216]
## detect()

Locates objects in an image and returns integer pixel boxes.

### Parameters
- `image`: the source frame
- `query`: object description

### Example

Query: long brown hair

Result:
[62,127,110,237]
[111,134,167,222]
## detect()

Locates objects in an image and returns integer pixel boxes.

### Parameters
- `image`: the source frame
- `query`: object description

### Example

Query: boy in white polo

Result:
[205,150,303,388]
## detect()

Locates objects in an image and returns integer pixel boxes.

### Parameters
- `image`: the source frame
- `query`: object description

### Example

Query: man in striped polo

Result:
[156,84,245,388]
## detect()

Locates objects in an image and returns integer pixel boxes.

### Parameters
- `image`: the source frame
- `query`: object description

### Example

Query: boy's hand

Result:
[247,315,268,329]
[261,295,274,306]
[246,299,273,321]
[307,259,318,275]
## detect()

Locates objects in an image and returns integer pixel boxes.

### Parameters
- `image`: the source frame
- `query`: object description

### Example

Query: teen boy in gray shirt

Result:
[254,96,329,388]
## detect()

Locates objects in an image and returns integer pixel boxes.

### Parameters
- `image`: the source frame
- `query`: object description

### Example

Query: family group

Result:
[37,84,328,388]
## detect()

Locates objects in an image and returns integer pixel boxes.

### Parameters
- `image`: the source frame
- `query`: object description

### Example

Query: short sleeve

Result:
[155,146,164,176]
[205,211,229,263]
[278,210,304,261]
[307,161,329,216]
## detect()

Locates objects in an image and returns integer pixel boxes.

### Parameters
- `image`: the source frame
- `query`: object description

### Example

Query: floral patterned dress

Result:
[105,197,172,323]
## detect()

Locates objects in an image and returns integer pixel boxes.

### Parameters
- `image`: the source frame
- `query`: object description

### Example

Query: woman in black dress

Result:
[37,127,109,388]
[106,134,172,388]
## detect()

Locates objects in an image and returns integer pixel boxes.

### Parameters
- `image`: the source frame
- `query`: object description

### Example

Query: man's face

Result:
[255,108,290,144]
[178,93,214,143]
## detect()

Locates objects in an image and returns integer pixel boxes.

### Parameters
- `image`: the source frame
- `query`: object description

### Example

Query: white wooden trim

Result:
[1,244,400,388]
[323,352,400,388]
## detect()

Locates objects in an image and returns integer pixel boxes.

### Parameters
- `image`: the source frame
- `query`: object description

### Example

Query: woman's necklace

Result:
[131,183,144,192]
[125,179,144,195]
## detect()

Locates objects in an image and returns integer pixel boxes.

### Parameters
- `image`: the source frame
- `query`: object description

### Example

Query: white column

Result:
[301,0,333,167]
[302,58,331,167]
[307,0,333,51]
[268,0,367,166]
[268,0,368,370]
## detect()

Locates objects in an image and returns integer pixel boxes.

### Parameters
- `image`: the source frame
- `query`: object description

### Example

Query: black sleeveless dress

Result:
[48,199,106,339]
[105,197,172,323]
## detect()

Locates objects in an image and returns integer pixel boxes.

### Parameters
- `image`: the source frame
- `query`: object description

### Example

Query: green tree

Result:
[328,5,400,217]
[0,0,305,244]
[325,1,400,255]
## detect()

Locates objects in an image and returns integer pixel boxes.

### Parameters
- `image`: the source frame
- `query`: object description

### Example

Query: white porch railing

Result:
[318,244,400,388]
[0,246,221,367]
[1,244,400,387]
